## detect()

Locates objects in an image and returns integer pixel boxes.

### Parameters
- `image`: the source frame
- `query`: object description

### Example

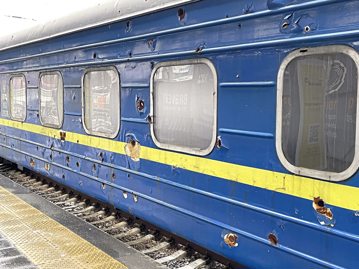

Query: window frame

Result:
[81,66,121,139]
[9,74,27,122]
[38,71,64,129]
[276,45,359,181]
[150,58,218,156]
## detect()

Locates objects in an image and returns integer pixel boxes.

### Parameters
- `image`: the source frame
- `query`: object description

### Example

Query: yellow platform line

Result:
[0,186,127,269]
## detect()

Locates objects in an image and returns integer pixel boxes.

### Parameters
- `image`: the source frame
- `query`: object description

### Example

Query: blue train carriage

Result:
[0,0,358,268]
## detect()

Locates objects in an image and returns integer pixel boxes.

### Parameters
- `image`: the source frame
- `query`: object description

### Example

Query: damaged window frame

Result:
[81,66,121,139]
[276,45,359,182]
[150,58,218,156]
[9,74,27,122]
[38,71,64,129]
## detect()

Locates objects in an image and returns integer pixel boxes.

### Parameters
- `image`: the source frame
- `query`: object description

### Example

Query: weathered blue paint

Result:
[0,0,359,268]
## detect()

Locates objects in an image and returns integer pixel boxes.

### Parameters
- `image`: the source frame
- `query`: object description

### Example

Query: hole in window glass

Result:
[83,68,120,138]
[9,75,26,121]
[39,72,63,128]
[152,60,216,154]
[281,51,357,173]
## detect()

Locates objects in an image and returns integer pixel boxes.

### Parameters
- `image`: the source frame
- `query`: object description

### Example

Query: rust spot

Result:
[30,158,35,167]
[125,139,141,162]
[60,131,66,141]
[268,233,278,246]
[224,233,238,247]
[313,197,333,220]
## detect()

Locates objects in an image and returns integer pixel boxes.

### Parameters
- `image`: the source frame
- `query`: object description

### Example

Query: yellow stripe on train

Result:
[0,118,358,211]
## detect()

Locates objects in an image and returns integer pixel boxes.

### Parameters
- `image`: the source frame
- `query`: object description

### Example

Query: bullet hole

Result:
[304,25,311,32]
[127,173,130,178]
[125,21,132,32]
[45,163,50,171]
[268,233,278,246]
[128,51,132,58]
[62,174,65,179]
[147,115,153,124]
[133,195,138,203]
[281,21,290,29]
[195,44,205,53]
[216,136,222,149]
[36,146,39,151]
[136,97,145,112]
[98,152,104,162]
[123,191,128,199]
[76,161,80,167]
[225,14,229,18]
[93,53,97,59]
[238,23,241,29]
[224,233,238,247]
[177,8,185,21]
[93,163,97,171]
[65,156,70,166]
[101,183,106,190]
[313,197,333,220]
[111,172,116,179]
[125,139,141,162]
[300,49,308,53]
[60,131,66,141]
[30,158,35,167]
[49,153,53,160]
[313,197,335,227]
[147,38,157,51]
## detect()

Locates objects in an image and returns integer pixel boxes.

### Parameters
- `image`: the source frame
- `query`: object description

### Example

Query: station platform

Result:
[0,174,162,269]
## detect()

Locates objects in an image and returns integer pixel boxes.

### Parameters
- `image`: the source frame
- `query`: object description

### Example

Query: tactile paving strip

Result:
[0,187,127,269]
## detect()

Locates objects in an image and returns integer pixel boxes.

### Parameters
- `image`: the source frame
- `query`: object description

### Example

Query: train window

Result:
[0,78,9,117]
[9,75,26,121]
[82,67,120,138]
[39,72,64,128]
[150,59,217,156]
[276,45,359,181]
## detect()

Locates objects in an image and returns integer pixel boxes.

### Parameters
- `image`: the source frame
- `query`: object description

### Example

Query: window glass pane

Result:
[40,72,63,127]
[153,62,216,153]
[0,78,8,117]
[10,75,26,121]
[282,52,357,173]
[84,68,120,137]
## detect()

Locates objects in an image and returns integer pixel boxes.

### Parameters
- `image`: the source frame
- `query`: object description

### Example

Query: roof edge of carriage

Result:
[0,0,197,52]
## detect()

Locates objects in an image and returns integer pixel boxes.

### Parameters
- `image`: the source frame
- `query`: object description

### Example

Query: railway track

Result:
[0,162,232,269]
